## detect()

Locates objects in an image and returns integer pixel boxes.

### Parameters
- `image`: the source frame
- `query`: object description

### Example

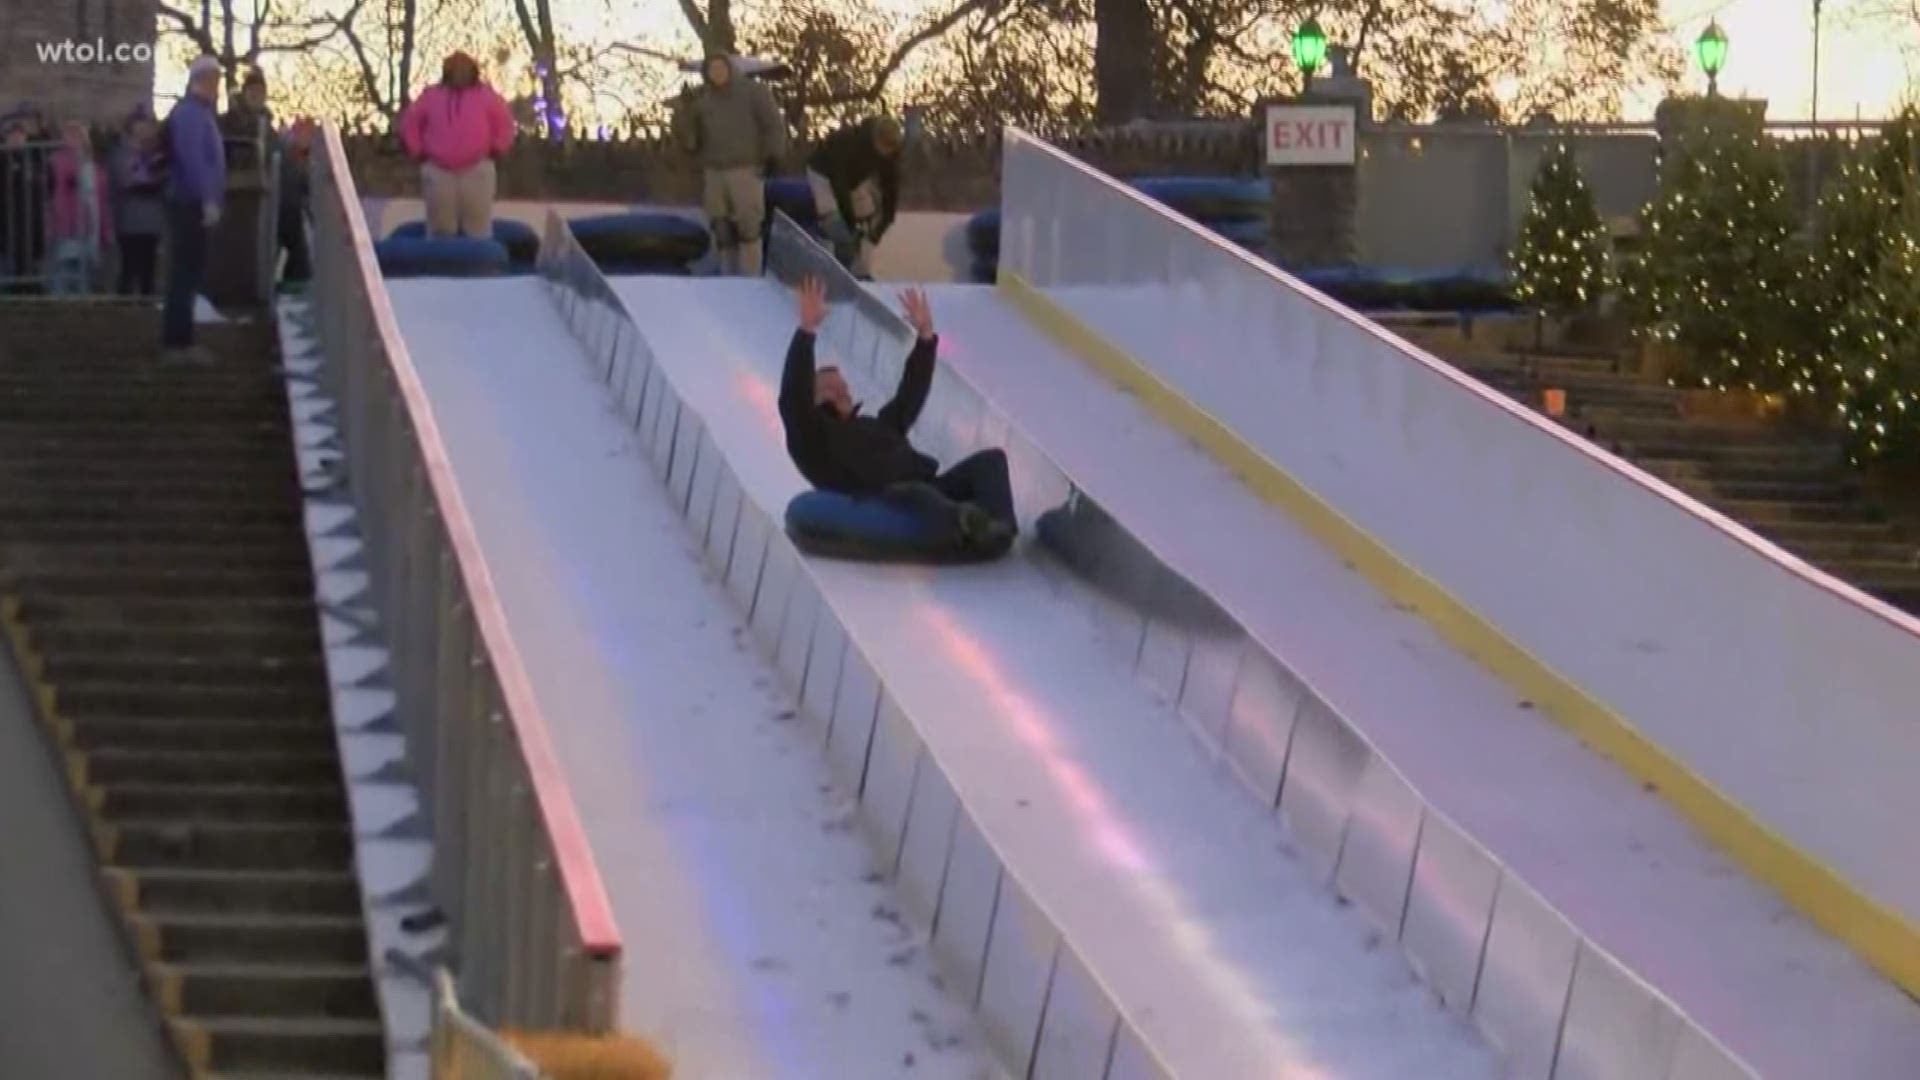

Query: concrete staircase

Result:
[0,303,385,1079]
[1410,332,1920,613]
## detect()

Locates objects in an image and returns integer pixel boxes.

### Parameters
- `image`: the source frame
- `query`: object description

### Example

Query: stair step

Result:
[52,681,330,722]
[22,621,322,661]
[1693,478,1860,504]
[87,749,343,786]
[98,783,346,824]
[120,868,362,918]
[163,962,377,1021]
[112,820,354,871]
[15,595,318,632]
[1617,440,1842,468]
[1781,539,1920,564]
[0,517,307,546]
[7,571,313,602]
[182,1015,385,1076]
[1711,498,1887,525]
[0,433,294,460]
[0,499,303,527]
[40,652,328,689]
[69,716,337,754]
[1747,518,1902,543]
[143,913,369,966]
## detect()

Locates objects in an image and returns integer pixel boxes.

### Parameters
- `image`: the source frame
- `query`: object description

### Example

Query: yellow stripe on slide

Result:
[998,270,1920,999]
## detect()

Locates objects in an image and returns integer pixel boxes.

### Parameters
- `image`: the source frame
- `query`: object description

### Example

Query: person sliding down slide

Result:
[779,276,1018,556]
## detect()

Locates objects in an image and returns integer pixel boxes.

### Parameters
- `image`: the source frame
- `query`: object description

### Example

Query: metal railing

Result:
[0,133,280,298]
[310,122,624,1031]
[429,966,545,1080]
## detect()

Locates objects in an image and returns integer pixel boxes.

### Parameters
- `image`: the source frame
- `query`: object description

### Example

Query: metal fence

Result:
[429,967,545,1080]
[0,133,280,298]
[309,122,624,1032]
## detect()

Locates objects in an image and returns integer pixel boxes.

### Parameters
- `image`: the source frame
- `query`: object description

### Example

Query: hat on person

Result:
[242,69,266,89]
[188,55,221,79]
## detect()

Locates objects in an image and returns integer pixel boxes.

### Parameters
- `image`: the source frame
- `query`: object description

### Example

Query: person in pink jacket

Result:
[399,51,514,238]
[47,119,112,295]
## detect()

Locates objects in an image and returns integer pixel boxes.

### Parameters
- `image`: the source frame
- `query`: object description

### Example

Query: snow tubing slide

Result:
[374,237,510,278]
[387,219,541,266]
[569,212,712,269]
[784,490,1002,564]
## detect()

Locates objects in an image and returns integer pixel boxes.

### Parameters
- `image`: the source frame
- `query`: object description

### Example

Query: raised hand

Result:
[798,275,828,332]
[899,287,934,340]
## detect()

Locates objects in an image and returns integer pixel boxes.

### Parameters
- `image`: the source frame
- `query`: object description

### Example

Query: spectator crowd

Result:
[0,57,315,360]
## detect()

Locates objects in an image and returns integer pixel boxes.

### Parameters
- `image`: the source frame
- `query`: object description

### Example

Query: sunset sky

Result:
[1662,0,1909,120]
[159,0,1914,121]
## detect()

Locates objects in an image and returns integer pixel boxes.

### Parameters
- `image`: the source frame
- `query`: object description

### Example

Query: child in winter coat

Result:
[111,108,166,295]
[47,120,111,295]
[0,115,49,291]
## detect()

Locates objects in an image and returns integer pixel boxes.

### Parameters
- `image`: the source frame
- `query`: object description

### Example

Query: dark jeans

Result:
[933,449,1016,528]
[162,202,207,349]
[119,234,159,296]
[278,206,309,284]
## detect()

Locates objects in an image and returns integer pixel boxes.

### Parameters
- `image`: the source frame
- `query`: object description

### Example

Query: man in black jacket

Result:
[806,116,901,280]
[779,276,1015,553]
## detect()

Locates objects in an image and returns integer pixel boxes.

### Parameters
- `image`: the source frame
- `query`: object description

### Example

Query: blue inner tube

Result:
[569,212,712,267]
[387,219,540,265]
[785,489,1001,564]
[764,176,821,233]
[965,208,1000,261]
[1129,176,1271,223]
[373,236,509,278]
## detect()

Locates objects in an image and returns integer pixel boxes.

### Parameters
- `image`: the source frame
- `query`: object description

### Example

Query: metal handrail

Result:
[309,122,623,1032]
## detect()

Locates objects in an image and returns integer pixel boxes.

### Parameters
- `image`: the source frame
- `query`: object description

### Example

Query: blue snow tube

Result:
[387,219,540,266]
[965,208,1000,262]
[764,176,820,234]
[373,237,509,278]
[785,490,996,564]
[1130,176,1270,223]
[1208,217,1269,250]
[569,212,711,270]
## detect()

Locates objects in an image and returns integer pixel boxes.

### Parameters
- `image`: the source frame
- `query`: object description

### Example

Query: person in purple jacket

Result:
[161,55,227,364]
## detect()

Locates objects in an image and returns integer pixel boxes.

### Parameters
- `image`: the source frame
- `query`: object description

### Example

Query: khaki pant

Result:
[703,166,767,276]
[808,170,880,277]
[422,160,497,239]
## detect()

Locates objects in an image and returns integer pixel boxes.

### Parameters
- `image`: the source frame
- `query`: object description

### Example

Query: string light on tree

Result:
[1512,142,1611,324]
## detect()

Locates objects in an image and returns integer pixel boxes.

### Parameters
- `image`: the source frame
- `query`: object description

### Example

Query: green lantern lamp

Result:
[1293,18,1328,92]
[1695,20,1728,97]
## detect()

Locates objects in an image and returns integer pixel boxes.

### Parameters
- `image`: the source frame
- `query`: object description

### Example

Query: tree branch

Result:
[811,0,999,107]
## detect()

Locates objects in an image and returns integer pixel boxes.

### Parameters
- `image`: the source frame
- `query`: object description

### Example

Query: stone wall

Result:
[0,0,155,124]
[339,125,1258,210]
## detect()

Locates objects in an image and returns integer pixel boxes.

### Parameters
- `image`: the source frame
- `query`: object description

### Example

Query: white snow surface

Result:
[903,285,1920,1080]
[609,274,1502,1079]
[387,278,998,1080]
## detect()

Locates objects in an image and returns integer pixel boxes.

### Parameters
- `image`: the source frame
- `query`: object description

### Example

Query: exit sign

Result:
[1264,104,1357,166]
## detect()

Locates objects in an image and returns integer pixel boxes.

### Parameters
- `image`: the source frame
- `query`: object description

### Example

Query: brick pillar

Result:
[1257,48,1371,270]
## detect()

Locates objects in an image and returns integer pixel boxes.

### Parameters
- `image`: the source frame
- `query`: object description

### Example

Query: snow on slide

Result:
[907,285,1920,1078]
[386,278,997,1080]
[611,274,1502,1079]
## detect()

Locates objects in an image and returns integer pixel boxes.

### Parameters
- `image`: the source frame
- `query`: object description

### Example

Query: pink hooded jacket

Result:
[48,145,112,249]
[400,55,514,173]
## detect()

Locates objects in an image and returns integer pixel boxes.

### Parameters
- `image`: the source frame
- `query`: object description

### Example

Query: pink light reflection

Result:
[921,605,1153,876]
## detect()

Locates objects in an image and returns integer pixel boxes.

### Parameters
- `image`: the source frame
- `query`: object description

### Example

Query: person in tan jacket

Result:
[674,53,787,275]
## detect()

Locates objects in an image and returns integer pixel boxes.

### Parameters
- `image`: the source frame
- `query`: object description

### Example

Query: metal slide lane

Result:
[383,276,998,1079]
[613,273,1503,1079]
[911,283,1920,1078]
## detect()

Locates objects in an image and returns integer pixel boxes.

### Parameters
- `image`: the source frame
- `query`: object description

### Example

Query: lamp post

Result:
[1293,18,1328,94]
[1811,0,1823,125]
[1696,20,1728,98]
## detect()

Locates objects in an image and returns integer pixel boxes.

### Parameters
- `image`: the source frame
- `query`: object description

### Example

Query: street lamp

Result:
[1695,20,1728,98]
[1293,18,1328,93]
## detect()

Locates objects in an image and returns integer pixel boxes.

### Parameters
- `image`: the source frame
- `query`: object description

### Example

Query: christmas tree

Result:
[1511,143,1612,321]
[1813,118,1920,462]
[1621,118,1801,392]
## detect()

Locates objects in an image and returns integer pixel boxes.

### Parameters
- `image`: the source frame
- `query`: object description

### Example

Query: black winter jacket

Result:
[779,328,937,495]
[807,119,900,229]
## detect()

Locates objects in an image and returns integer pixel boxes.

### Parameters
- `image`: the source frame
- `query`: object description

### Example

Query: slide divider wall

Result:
[536,210,1753,1080]
[994,129,1920,999]
[310,126,623,1032]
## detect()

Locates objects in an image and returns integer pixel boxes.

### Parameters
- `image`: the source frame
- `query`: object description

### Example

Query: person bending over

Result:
[806,117,901,280]
[778,276,1016,553]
